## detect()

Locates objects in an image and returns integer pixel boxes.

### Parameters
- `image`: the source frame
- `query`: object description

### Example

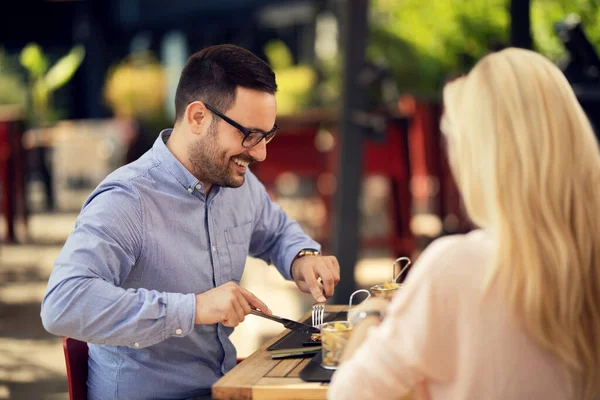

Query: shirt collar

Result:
[152,129,204,193]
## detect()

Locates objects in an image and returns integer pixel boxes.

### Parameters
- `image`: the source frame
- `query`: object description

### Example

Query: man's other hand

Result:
[194,282,271,327]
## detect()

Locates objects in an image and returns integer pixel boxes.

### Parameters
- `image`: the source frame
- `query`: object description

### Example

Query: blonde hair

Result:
[442,48,600,399]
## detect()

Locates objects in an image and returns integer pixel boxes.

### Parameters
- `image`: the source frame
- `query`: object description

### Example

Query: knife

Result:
[249,309,320,334]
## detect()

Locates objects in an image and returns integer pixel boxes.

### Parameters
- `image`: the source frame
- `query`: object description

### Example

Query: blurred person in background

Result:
[41,44,340,400]
[329,48,600,400]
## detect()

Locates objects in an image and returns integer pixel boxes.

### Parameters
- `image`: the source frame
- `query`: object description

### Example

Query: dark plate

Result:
[298,352,334,382]
[266,311,347,351]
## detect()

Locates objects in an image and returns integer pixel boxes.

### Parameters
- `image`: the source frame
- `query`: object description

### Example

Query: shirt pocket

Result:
[224,221,253,283]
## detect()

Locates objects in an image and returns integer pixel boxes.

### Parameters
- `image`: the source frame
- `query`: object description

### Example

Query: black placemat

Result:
[266,311,347,351]
[298,352,334,382]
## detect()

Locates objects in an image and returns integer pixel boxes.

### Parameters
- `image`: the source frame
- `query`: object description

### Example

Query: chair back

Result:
[63,337,88,400]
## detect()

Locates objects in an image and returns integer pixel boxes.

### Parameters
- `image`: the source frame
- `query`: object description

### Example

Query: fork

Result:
[311,303,325,328]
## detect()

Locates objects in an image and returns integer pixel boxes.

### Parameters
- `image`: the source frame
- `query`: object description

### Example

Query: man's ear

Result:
[185,101,208,135]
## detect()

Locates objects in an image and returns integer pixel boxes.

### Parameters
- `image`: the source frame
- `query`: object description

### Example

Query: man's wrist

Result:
[290,248,321,279]
[194,294,203,324]
[294,248,321,260]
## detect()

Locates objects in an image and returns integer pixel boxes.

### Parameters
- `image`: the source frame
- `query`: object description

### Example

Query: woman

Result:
[328,48,600,400]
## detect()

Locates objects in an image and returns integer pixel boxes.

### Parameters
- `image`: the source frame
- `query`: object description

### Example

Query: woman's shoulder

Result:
[407,229,495,289]
[423,229,493,260]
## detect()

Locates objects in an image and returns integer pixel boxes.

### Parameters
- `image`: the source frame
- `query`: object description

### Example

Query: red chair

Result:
[0,110,28,243]
[63,337,88,400]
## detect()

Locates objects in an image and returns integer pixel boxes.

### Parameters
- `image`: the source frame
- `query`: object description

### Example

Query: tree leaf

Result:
[44,45,85,92]
[19,43,48,78]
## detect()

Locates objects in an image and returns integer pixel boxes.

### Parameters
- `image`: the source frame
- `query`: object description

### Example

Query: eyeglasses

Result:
[204,103,279,148]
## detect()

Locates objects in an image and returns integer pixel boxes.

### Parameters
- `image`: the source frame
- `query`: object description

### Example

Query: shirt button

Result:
[175,328,183,335]
[212,245,217,253]
[187,187,193,193]
[134,342,140,348]
[195,183,202,190]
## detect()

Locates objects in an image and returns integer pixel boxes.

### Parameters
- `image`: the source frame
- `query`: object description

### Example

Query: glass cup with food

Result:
[320,289,370,369]
[320,321,353,370]
[369,257,411,300]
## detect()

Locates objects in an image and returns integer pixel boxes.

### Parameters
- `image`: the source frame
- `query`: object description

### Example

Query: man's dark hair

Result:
[174,44,277,121]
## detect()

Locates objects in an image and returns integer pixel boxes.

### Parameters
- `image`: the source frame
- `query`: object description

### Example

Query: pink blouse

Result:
[328,230,576,400]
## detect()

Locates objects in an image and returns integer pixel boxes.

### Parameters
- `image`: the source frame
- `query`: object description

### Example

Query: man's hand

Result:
[195,282,271,327]
[291,255,340,303]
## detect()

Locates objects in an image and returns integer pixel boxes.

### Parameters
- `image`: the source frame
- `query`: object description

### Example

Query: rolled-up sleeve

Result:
[246,172,321,280]
[40,182,196,348]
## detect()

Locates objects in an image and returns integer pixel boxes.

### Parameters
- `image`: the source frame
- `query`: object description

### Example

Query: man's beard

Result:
[188,121,255,188]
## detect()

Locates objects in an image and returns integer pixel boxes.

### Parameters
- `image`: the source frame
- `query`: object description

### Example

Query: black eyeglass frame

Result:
[204,103,279,148]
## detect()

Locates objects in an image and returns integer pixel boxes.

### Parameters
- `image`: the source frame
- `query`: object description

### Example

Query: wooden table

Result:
[213,305,344,400]
[213,305,413,400]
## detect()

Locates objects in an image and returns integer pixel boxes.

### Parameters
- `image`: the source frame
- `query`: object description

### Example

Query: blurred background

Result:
[0,0,599,398]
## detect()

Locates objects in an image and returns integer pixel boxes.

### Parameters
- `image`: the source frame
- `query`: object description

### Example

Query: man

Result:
[41,44,340,400]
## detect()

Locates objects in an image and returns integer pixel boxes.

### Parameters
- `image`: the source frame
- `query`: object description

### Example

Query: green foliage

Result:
[264,40,294,69]
[103,51,166,121]
[313,52,342,109]
[44,46,86,92]
[368,0,600,99]
[20,43,85,125]
[264,39,317,115]
[0,49,26,106]
[20,44,48,79]
[369,0,509,99]
[531,0,600,61]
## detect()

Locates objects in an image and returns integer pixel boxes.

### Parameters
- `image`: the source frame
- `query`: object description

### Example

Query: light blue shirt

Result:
[41,130,320,400]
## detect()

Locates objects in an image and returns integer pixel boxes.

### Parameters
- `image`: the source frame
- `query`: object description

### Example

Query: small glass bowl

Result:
[369,282,402,300]
[320,321,353,370]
